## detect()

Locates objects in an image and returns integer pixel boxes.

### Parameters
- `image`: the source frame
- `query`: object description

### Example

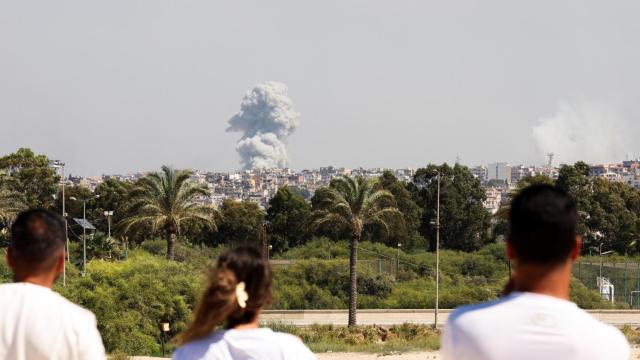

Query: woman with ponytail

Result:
[173,246,316,360]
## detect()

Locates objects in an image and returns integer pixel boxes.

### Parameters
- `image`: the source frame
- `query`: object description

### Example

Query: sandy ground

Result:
[131,348,640,359]
[316,352,440,359]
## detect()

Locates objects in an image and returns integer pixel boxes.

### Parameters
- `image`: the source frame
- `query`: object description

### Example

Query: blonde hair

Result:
[176,246,272,345]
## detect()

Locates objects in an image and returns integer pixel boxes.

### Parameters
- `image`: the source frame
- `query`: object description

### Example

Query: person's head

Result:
[177,246,272,344]
[7,209,66,284]
[507,184,580,266]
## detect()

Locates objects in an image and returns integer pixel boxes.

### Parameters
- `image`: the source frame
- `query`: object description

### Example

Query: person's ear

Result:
[570,235,582,261]
[506,238,516,260]
[54,250,65,275]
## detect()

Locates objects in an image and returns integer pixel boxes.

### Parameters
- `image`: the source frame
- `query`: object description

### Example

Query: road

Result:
[262,309,640,327]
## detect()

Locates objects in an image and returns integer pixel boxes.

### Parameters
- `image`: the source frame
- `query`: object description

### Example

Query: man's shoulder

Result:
[0,283,95,322]
[448,296,511,326]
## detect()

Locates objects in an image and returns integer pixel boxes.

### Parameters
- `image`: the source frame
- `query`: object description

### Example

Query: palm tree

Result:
[310,176,402,326]
[120,166,218,260]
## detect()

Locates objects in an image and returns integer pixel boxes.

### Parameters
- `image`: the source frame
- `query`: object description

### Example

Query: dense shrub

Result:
[57,251,201,355]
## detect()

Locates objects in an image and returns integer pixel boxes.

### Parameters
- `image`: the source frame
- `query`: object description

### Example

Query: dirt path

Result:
[131,348,640,359]
[316,352,440,360]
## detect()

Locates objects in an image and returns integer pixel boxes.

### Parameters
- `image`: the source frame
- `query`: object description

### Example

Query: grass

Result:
[269,322,640,353]
[266,322,440,353]
[621,326,640,345]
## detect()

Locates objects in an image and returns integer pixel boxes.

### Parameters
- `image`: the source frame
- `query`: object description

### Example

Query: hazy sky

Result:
[1,1,639,176]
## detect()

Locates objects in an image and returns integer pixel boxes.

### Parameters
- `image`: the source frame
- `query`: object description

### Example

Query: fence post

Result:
[578,261,581,281]
[637,263,640,309]
[624,262,628,305]
[377,258,382,274]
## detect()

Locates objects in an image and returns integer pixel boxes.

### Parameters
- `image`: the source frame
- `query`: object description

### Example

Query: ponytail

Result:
[176,246,272,345]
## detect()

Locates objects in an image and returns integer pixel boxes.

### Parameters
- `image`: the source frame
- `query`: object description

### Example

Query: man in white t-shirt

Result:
[442,184,630,360]
[0,209,106,360]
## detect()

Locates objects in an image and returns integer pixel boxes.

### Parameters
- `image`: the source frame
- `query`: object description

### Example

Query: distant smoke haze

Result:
[227,82,300,169]
[532,102,632,165]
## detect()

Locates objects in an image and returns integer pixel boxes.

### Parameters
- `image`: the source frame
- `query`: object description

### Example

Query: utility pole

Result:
[435,171,441,328]
[82,200,87,276]
[397,243,402,281]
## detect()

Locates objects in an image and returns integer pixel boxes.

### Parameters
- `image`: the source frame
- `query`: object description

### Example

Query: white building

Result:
[483,187,502,214]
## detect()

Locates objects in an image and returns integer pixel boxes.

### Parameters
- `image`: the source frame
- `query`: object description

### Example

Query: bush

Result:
[58,251,201,355]
[0,250,10,282]
[266,322,440,352]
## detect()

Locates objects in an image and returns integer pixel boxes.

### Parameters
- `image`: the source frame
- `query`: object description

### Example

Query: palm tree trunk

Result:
[167,232,176,260]
[348,233,359,327]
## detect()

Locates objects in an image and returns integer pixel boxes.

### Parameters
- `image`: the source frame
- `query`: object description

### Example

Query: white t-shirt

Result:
[173,328,316,360]
[442,292,630,360]
[0,282,105,360]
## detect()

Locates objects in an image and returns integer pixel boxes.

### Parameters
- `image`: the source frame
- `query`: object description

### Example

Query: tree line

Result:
[2,148,639,257]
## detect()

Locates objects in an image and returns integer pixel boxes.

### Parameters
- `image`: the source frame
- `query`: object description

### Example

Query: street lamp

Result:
[594,243,613,280]
[160,322,170,357]
[103,211,114,239]
[70,195,99,276]
[50,161,68,286]
[429,171,441,328]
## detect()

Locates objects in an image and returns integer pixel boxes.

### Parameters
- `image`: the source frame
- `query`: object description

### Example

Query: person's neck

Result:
[233,313,260,330]
[512,261,572,300]
[14,274,55,289]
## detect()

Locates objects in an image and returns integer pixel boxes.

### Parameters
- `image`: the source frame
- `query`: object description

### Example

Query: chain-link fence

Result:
[573,261,640,307]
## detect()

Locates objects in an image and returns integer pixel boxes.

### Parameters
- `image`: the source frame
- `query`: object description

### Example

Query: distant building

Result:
[510,165,537,184]
[470,166,487,182]
[487,162,512,184]
[483,187,502,214]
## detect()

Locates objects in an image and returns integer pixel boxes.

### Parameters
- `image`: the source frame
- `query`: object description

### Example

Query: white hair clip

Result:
[235,282,249,309]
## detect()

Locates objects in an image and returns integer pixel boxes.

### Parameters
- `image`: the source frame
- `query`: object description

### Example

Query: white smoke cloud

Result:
[227,82,300,169]
[532,102,632,164]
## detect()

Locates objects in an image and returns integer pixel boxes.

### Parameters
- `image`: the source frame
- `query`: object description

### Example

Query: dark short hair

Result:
[508,184,578,264]
[10,209,66,269]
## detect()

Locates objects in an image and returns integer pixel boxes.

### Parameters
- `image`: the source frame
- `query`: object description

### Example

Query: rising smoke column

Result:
[532,102,632,164]
[227,82,300,169]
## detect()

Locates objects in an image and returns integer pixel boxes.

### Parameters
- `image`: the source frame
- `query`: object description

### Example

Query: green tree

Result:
[584,179,640,254]
[377,171,423,249]
[310,176,402,326]
[0,148,60,209]
[120,166,217,260]
[413,163,491,251]
[215,200,265,247]
[0,173,26,225]
[266,186,312,253]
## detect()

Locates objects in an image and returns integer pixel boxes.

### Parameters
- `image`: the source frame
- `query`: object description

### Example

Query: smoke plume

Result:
[532,102,632,164]
[227,82,300,169]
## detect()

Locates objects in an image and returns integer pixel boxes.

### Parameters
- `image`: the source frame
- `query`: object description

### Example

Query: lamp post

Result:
[104,211,114,239]
[435,171,441,328]
[429,171,441,328]
[70,195,99,276]
[160,322,170,357]
[50,161,68,286]
[597,243,613,280]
